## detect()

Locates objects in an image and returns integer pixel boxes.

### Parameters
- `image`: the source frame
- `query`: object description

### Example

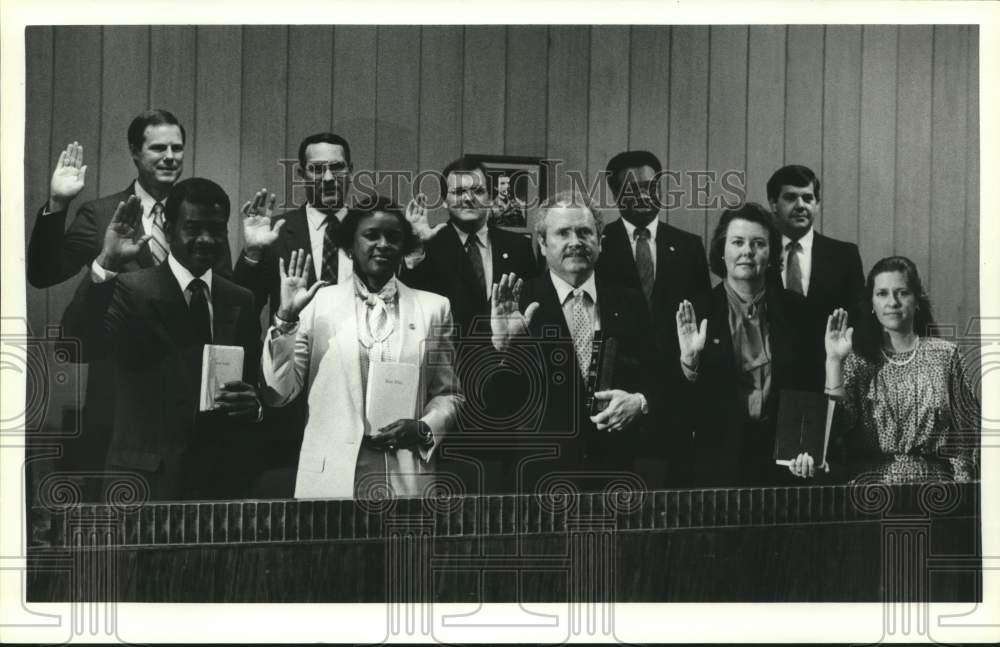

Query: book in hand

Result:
[590,336,617,415]
[365,361,420,431]
[199,345,245,412]
[773,389,833,466]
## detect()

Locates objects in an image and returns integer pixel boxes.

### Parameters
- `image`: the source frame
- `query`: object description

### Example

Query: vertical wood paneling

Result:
[546,26,590,198]
[964,27,979,329]
[333,26,377,175]
[240,27,288,218]
[707,26,748,240]
[745,26,786,206]
[628,25,671,195]
[505,26,548,158]
[150,26,197,171]
[859,25,898,268]
[668,26,710,241]
[894,26,934,277]
[195,26,243,252]
[587,25,630,208]
[462,26,506,155]
[930,26,969,329]
[784,26,825,190]
[821,26,862,242]
[375,26,421,204]
[25,27,54,338]
[286,26,334,206]
[418,26,463,222]
[98,27,149,197]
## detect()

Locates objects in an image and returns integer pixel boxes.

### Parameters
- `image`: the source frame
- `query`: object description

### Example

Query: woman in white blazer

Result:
[261,196,462,499]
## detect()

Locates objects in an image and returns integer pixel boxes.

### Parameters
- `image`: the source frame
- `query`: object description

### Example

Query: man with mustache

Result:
[489,190,656,495]
[595,150,712,488]
[767,165,865,364]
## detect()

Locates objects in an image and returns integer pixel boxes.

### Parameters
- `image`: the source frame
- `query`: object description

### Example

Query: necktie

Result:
[570,290,594,378]
[634,226,654,306]
[188,278,212,344]
[149,202,169,264]
[785,240,803,295]
[464,234,487,300]
[320,215,339,283]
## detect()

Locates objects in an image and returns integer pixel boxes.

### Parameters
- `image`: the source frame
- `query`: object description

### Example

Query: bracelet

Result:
[823,382,843,391]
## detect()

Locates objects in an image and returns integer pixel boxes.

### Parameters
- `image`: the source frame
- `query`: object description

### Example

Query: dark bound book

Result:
[773,389,832,465]
[589,336,618,415]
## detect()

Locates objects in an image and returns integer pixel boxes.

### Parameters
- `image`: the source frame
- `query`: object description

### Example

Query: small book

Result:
[773,389,833,466]
[199,345,245,412]
[366,361,420,432]
[590,336,618,415]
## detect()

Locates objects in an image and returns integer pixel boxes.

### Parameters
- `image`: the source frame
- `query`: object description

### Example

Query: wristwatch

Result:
[416,421,434,449]
[636,393,650,415]
[272,313,299,336]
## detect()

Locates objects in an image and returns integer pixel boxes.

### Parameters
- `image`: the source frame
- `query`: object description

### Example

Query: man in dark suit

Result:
[595,150,712,487]
[26,110,232,489]
[490,190,655,495]
[766,165,865,356]
[62,178,262,500]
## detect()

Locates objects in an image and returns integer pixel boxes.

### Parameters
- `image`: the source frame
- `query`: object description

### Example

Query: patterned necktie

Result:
[464,234,487,300]
[570,289,594,378]
[785,240,803,295]
[149,202,169,264]
[634,226,654,306]
[187,278,212,344]
[320,214,339,283]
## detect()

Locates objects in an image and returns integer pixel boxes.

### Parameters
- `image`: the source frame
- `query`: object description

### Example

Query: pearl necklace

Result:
[881,335,920,366]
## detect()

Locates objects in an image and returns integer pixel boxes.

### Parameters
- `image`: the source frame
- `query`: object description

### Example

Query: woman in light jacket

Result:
[261,195,462,499]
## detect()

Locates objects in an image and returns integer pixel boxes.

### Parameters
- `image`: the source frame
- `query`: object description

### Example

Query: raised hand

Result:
[277,249,327,321]
[490,273,539,351]
[405,193,446,241]
[825,308,853,362]
[49,141,87,212]
[675,299,707,368]
[95,196,150,270]
[241,188,284,258]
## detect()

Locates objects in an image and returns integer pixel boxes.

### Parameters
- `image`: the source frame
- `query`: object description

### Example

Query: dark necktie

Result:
[464,234,486,300]
[321,214,339,283]
[634,226,654,306]
[785,240,803,295]
[188,278,212,344]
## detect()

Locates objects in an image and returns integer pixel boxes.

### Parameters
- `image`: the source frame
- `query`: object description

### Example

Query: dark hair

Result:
[127,109,185,152]
[163,177,231,228]
[297,132,352,170]
[440,156,494,201]
[766,164,820,203]
[335,194,417,257]
[708,202,782,280]
[605,150,663,195]
[852,256,936,362]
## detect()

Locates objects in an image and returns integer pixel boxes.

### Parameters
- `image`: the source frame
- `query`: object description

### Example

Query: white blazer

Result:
[261,280,463,499]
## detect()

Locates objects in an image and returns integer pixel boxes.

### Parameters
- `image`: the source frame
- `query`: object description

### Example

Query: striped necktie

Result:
[149,202,169,264]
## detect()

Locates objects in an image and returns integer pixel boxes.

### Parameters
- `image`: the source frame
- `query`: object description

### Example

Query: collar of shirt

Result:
[133,180,165,226]
[782,226,814,253]
[451,221,490,249]
[621,215,659,242]
[550,270,598,306]
[168,253,212,299]
[305,204,348,230]
[353,274,399,305]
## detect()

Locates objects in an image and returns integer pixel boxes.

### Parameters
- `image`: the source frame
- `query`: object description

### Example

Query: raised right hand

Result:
[49,141,87,212]
[277,249,327,320]
[405,192,446,242]
[241,188,284,257]
[490,273,538,351]
[96,196,150,270]
[675,299,707,367]
[825,308,853,362]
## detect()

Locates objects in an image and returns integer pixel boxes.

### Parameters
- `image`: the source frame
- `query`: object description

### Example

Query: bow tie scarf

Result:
[355,278,398,361]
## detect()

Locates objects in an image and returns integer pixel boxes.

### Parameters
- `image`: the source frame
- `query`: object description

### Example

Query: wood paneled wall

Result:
[24,25,980,420]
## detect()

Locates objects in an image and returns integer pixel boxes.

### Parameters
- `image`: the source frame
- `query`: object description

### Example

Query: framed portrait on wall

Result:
[464,154,549,235]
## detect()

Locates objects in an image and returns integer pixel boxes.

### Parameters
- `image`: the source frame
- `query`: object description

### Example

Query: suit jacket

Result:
[260,281,463,499]
[687,283,824,487]
[401,224,538,336]
[61,263,261,500]
[799,231,865,325]
[492,273,657,494]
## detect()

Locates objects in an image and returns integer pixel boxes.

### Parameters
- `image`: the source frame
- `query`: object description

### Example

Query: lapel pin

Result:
[502,252,509,259]
[409,323,416,330]
[669,246,676,252]
[712,338,720,344]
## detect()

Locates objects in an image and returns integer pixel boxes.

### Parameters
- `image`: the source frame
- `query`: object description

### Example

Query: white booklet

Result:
[199,345,245,412]
[366,361,420,431]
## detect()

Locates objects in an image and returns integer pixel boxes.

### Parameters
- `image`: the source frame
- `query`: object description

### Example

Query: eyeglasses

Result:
[447,186,488,198]
[304,162,350,177]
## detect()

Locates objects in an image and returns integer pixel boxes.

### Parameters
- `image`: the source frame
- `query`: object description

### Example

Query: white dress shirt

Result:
[305,204,353,283]
[781,227,814,296]
[451,222,493,301]
[549,270,601,332]
[621,216,659,275]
